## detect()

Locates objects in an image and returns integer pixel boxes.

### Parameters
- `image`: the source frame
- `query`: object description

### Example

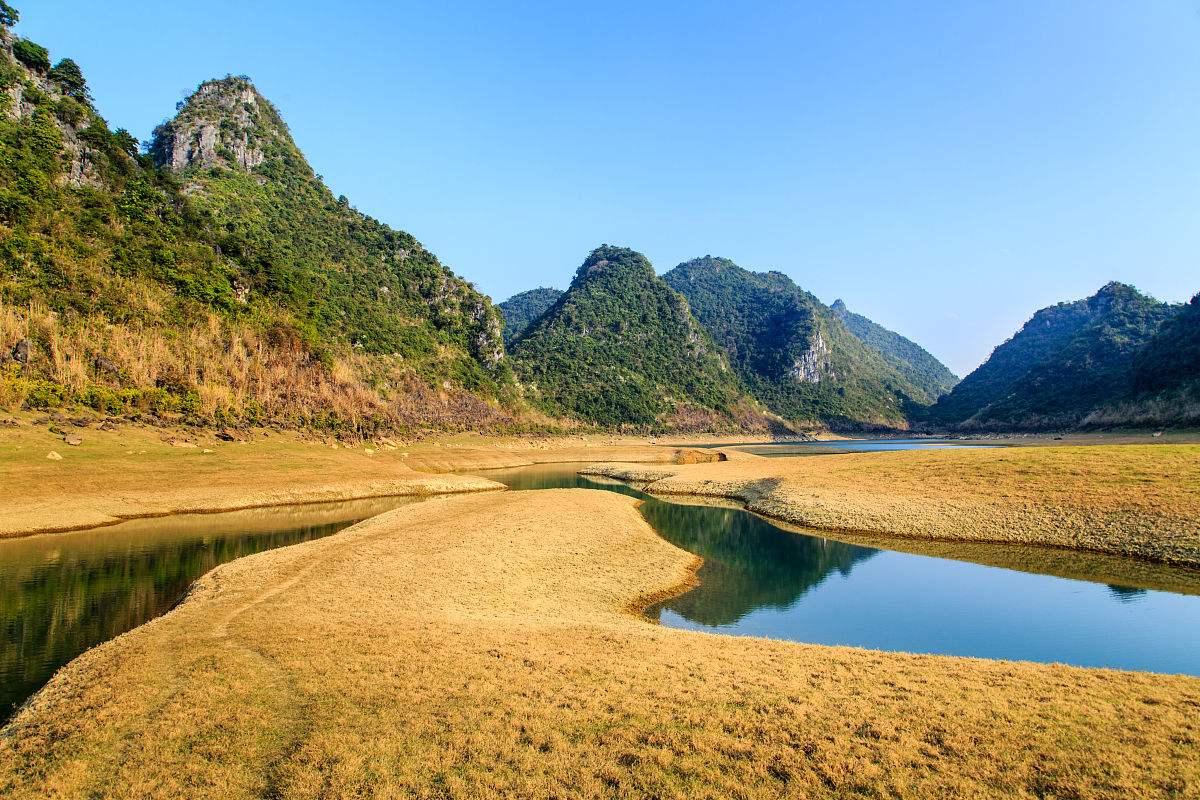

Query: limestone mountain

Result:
[150,76,506,378]
[509,246,758,430]
[498,287,563,346]
[927,282,1184,430]
[663,257,930,428]
[830,299,958,402]
[0,9,513,435]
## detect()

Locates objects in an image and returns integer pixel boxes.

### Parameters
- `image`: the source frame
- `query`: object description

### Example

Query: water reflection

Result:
[1107,584,1148,603]
[640,498,877,626]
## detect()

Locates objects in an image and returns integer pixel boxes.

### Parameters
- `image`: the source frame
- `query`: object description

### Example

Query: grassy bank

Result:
[584,444,1200,567]
[1,490,1195,798]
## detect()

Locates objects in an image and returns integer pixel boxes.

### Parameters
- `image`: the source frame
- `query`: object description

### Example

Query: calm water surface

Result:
[483,463,1200,676]
[0,496,418,724]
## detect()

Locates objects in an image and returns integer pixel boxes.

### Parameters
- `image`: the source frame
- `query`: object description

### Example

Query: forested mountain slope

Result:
[928,283,1186,430]
[510,247,762,431]
[499,287,563,346]
[830,299,957,401]
[0,8,514,435]
[663,257,932,428]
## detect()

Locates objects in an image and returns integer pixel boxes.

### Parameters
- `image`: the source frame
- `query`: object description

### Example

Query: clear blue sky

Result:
[17,1,1200,374]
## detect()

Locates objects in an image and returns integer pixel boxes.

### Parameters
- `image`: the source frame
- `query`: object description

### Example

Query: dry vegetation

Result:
[0,490,1195,799]
[585,444,1200,567]
[0,300,517,435]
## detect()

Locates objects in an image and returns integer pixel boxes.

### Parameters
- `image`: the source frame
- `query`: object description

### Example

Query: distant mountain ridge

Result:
[830,300,958,402]
[499,287,563,346]
[663,257,937,428]
[509,247,762,430]
[928,282,1191,429]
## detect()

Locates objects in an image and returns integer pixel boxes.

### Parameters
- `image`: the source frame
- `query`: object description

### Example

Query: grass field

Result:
[0,489,1196,799]
[585,444,1200,566]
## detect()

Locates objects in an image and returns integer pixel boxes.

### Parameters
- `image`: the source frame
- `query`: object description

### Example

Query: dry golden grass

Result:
[0,422,702,536]
[585,444,1200,567]
[0,423,503,536]
[0,490,1196,799]
[0,299,515,433]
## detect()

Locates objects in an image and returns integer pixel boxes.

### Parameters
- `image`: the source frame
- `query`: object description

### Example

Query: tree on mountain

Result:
[49,58,89,101]
[112,129,139,157]
[0,2,19,29]
[12,38,49,71]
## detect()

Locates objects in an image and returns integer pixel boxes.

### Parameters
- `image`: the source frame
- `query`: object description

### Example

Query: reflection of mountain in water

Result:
[641,498,878,627]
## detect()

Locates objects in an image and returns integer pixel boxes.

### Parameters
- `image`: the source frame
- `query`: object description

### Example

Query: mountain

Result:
[0,11,513,435]
[830,299,957,401]
[927,283,1183,429]
[509,246,759,430]
[149,76,507,383]
[663,257,931,428]
[499,287,563,346]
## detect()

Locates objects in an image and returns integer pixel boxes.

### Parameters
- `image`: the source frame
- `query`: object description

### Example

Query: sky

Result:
[15,1,1200,375]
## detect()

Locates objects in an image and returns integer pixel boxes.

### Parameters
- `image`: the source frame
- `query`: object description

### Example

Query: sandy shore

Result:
[1,489,1195,798]
[0,420,713,537]
[584,443,1200,567]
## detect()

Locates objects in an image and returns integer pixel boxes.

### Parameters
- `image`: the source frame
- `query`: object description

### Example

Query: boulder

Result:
[11,338,30,364]
[93,356,121,378]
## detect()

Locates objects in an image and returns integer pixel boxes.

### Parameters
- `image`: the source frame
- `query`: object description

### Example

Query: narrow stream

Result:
[481,462,1200,676]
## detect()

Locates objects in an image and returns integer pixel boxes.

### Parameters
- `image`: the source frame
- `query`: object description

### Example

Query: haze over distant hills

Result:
[830,300,958,402]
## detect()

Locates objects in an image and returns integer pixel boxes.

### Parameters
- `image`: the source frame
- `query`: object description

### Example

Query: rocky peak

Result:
[150,76,294,173]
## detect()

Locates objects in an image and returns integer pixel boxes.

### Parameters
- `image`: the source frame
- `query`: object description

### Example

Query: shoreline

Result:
[582,443,1200,569]
[0,420,722,539]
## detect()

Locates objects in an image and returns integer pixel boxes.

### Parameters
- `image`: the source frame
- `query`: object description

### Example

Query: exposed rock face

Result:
[1,34,105,187]
[789,331,830,383]
[150,77,275,173]
[664,257,927,428]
